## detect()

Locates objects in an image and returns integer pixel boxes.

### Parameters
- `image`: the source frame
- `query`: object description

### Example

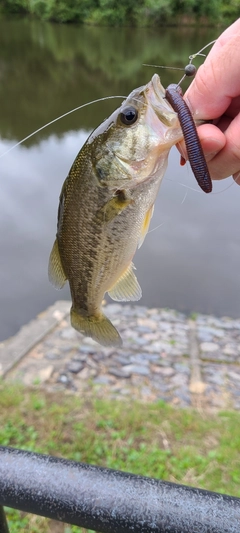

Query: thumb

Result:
[184,19,240,119]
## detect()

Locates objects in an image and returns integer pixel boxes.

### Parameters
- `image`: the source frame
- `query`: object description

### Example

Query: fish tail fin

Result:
[70,308,122,348]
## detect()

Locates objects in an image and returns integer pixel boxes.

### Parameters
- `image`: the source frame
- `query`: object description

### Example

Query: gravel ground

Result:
[1,301,240,409]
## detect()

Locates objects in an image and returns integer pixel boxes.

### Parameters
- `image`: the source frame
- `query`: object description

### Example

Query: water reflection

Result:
[0,131,87,340]
[0,18,239,341]
[0,18,218,142]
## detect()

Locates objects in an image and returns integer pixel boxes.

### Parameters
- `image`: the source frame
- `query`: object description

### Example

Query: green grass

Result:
[0,381,240,532]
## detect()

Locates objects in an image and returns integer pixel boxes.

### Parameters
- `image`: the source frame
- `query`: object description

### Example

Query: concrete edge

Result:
[188,318,206,394]
[0,300,71,377]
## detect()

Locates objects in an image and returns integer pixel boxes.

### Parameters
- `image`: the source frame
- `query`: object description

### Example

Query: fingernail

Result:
[233,172,240,186]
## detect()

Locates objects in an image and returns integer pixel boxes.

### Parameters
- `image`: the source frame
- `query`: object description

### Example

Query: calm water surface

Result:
[0,18,239,341]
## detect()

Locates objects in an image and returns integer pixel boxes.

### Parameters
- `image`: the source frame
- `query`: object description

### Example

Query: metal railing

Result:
[0,446,240,532]
[0,504,9,533]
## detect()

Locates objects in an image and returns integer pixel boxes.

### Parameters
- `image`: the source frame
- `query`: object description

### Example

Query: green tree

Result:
[89,0,145,26]
[1,0,239,25]
[138,0,173,25]
[192,0,222,19]
[29,0,99,22]
[1,0,28,13]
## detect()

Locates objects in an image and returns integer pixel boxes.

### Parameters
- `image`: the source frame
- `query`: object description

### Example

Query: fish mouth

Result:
[151,73,166,99]
[148,74,179,128]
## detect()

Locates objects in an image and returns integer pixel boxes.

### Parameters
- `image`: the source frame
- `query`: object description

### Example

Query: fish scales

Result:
[49,74,184,347]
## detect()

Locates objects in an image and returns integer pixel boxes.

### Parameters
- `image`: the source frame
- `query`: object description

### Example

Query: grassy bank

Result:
[0,381,240,531]
[0,0,238,26]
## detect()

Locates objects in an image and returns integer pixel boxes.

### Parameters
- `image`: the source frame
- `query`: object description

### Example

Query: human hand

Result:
[179,18,240,185]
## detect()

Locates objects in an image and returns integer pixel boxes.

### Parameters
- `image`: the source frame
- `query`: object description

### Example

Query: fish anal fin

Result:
[138,204,154,248]
[71,308,122,347]
[108,262,142,302]
[48,238,67,289]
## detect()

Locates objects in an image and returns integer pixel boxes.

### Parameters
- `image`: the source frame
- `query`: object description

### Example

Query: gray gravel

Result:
[2,301,240,409]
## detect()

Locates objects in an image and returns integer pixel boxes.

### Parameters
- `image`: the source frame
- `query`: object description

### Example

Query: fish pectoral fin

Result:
[71,308,122,347]
[48,238,67,289]
[108,262,142,302]
[97,190,132,224]
[138,204,154,248]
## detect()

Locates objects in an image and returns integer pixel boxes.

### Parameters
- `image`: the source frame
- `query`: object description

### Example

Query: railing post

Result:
[0,506,9,533]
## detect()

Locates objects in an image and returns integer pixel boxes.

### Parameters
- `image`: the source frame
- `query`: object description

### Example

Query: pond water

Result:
[0,17,239,341]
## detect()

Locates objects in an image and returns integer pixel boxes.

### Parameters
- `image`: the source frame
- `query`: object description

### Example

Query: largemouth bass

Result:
[49,74,183,347]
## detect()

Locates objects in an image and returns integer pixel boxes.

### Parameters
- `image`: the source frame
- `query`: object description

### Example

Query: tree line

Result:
[1,0,239,25]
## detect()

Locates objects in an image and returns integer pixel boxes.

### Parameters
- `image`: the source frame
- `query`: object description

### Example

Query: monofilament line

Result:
[0,95,127,160]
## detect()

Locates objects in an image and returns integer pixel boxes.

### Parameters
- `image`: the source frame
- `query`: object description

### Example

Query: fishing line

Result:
[170,165,237,195]
[149,171,238,239]
[188,40,217,61]
[1,38,233,199]
[147,181,192,237]
[143,39,237,197]
[0,89,195,206]
[0,38,217,163]
[0,87,194,233]
[143,64,185,70]
[0,95,128,160]
[181,188,188,204]
[143,39,217,86]
[211,179,236,194]
[146,221,166,235]
[0,80,200,243]
[164,176,201,194]
[176,39,217,86]
[147,185,189,235]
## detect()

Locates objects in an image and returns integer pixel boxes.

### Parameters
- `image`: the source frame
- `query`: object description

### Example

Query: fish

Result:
[48,74,184,347]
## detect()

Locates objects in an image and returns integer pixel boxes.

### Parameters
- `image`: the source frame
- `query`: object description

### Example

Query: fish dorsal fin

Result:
[48,238,67,289]
[138,204,154,248]
[108,262,142,302]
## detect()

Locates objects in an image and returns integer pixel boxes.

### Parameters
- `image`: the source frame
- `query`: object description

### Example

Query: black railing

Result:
[0,446,240,532]
[0,503,9,533]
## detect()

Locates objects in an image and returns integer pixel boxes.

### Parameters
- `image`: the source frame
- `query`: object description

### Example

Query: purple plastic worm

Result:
[165,83,212,193]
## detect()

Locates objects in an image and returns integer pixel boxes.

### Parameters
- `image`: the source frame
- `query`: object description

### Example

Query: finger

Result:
[224,95,240,119]
[177,123,226,162]
[233,172,240,185]
[184,23,240,119]
[207,17,240,55]
[197,124,226,159]
[233,172,240,186]
[204,112,240,180]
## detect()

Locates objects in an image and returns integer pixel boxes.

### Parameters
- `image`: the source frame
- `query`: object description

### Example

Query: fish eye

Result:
[119,106,138,126]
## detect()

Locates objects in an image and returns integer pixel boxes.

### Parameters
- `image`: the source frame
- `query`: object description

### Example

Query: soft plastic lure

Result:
[164,52,214,194]
[165,83,212,194]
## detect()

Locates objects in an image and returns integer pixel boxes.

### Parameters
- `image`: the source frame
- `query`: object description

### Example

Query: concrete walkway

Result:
[1,301,240,409]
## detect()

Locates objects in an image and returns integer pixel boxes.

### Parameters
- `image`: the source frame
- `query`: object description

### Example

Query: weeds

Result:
[0,381,239,531]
